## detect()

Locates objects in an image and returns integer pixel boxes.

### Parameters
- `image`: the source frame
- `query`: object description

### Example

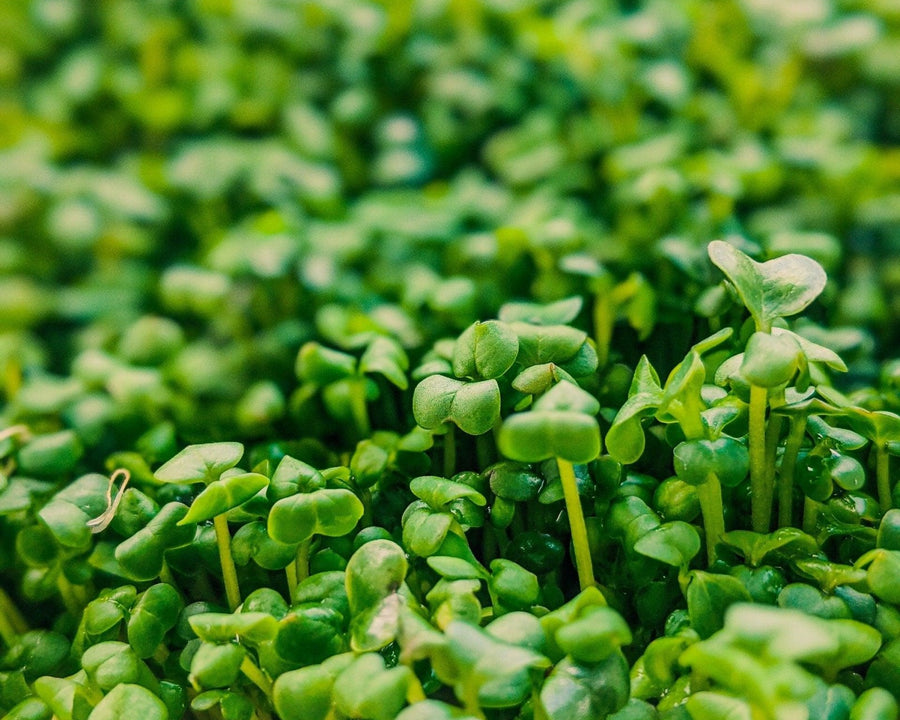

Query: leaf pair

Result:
[499,381,601,464]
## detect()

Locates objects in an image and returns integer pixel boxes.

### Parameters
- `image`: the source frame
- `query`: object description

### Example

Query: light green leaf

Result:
[154,443,244,485]
[179,472,268,525]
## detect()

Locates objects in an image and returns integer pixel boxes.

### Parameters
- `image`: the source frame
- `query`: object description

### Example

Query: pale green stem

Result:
[159,560,177,588]
[557,457,596,591]
[697,473,725,565]
[476,432,493,470]
[778,416,807,528]
[533,686,551,720]
[406,673,427,703]
[443,424,456,478]
[877,445,892,514]
[295,538,311,585]
[803,497,818,535]
[0,586,28,636]
[482,525,497,564]
[360,489,373,527]
[285,562,298,603]
[56,574,85,616]
[240,655,273,702]
[463,679,488,720]
[153,645,170,665]
[749,385,772,533]
[593,290,613,369]
[213,514,241,611]
[350,380,371,439]
[0,599,18,647]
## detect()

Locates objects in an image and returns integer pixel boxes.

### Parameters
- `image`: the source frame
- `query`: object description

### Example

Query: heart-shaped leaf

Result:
[273,654,354,720]
[453,320,519,380]
[87,684,168,720]
[296,342,356,384]
[606,391,662,464]
[127,583,183,659]
[231,521,298,570]
[554,606,632,663]
[332,653,415,720]
[154,443,244,485]
[346,540,409,652]
[412,376,500,435]
[859,549,900,604]
[741,332,802,388]
[673,438,749,488]
[510,323,588,367]
[346,539,408,618]
[540,652,630,720]
[268,455,325,501]
[268,489,364,544]
[499,411,601,464]
[532,380,600,415]
[188,612,278,644]
[410,476,486,510]
[359,337,409,389]
[511,363,577,395]
[708,240,827,329]
[179,472,268,525]
[633,521,701,567]
[274,606,346,665]
[444,621,551,709]
[498,297,583,325]
[402,503,454,557]
[115,503,196,581]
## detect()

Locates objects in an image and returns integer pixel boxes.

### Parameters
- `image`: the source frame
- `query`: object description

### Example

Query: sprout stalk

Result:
[697,474,725,565]
[556,457,596,591]
[749,384,771,532]
[877,445,892,513]
[213,514,241,611]
[778,416,807,528]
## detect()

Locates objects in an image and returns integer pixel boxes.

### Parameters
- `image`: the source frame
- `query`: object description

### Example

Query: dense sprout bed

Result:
[2,1,900,719]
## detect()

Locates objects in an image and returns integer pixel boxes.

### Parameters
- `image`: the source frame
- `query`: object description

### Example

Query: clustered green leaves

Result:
[2,0,900,719]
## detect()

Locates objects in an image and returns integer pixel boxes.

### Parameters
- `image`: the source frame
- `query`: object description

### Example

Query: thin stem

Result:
[765,413,784,494]
[406,673,427,703]
[350,380,371,440]
[295,538,311,586]
[359,489,373,528]
[240,655,273,702]
[463,679,488,720]
[0,586,28,636]
[57,574,86,616]
[556,457,596,591]
[152,644,170,666]
[877,445,892,514]
[778,416,808,528]
[802,497,819,535]
[213,514,241,611]
[697,474,726,565]
[443,424,456,478]
[476,432,493,470]
[749,384,772,533]
[593,289,613,369]
[0,600,18,647]
[533,686,551,720]
[159,560,177,588]
[285,562,298,603]
[482,525,497,565]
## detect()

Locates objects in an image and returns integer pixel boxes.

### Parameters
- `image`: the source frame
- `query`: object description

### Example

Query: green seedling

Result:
[499,380,601,591]
[154,442,249,610]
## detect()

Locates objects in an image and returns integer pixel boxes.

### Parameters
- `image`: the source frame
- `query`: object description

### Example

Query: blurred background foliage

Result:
[0,0,899,448]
